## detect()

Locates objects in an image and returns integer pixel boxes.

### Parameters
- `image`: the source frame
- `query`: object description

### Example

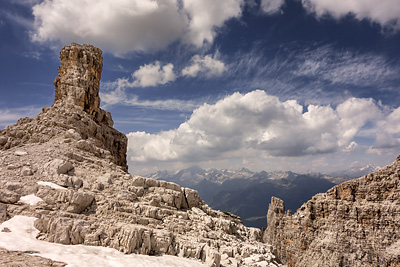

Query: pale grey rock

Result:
[21,166,33,176]
[63,176,83,189]
[64,129,81,140]
[67,192,94,213]
[0,136,7,146]
[42,159,74,175]
[0,189,20,204]
[6,164,19,170]
[14,150,27,156]
[0,203,7,222]
[97,174,113,185]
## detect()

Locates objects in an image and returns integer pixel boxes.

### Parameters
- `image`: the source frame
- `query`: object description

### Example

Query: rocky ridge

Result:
[0,43,280,267]
[265,155,400,266]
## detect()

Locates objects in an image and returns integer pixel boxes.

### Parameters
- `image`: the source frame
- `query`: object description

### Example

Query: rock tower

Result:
[53,43,112,127]
[0,43,127,169]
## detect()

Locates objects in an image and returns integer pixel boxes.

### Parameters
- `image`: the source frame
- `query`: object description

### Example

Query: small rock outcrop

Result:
[0,43,281,267]
[265,155,400,267]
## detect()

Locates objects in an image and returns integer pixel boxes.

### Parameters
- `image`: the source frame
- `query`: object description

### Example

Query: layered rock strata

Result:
[0,43,280,267]
[265,155,400,267]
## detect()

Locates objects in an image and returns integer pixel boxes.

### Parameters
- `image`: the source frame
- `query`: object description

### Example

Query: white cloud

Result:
[181,0,244,47]
[31,0,243,54]
[260,0,285,14]
[132,62,176,87]
[293,46,399,87]
[127,91,399,169]
[100,78,198,111]
[302,0,400,29]
[181,55,227,78]
[0,107,41,128]
[101,56,227,107]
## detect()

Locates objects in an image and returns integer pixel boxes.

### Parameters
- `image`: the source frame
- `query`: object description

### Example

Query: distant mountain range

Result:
[145,166,378,228]
[329,164,381,179]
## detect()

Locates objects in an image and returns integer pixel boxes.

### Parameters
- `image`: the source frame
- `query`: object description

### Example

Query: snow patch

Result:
[37,181,67,190]
[0,215,206,267]
[19,194,43,206]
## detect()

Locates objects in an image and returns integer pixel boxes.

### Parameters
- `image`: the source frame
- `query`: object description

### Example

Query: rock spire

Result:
[0,43,127,169]
[53,43,111,126]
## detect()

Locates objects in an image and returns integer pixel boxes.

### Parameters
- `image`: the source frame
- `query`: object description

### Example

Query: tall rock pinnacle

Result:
[0,43,127,169]
[53,43,110,126]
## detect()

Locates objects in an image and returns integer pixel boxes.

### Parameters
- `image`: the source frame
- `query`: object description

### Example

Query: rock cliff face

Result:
[265,155,400,267]
[0,43,280,267]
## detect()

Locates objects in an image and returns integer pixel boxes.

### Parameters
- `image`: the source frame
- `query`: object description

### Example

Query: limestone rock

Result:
[0,189,20,204]
[21,166,33,176]
[0,136,8,146]
[265,155,400,267]
[41,159,74,176]
[53,43,104,123]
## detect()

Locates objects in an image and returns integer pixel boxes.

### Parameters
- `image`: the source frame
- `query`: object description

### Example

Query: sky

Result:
[1,0,400,175]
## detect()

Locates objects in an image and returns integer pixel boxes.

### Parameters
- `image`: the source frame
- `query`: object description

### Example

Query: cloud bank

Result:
[302,0,400,29]
[31,0,243,53]
[127,91,400,166]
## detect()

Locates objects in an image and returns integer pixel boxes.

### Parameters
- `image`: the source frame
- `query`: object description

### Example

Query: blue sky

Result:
[1,0,400,174]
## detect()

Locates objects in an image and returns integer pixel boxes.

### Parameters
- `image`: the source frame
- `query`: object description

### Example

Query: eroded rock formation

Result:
[265,155,400,267]
[0,43,127,169]
[0,43,281,267]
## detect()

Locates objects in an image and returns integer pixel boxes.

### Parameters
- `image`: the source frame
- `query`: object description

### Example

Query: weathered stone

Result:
[67,192,94,213]
[0,189,20,204]
[21,166,33,176]
[41,159,74,176]
[0,203,7,222]
[0,136,7,146]
[265,156,400,267]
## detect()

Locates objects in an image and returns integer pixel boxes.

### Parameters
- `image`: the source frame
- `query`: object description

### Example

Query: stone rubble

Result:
[0,43,281,267]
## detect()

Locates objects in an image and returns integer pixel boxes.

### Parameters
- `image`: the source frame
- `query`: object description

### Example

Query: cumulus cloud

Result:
[31,0,243,53]
[132,62,176,87]
[181,54,227,78]
[260,0,285,14]
[127,90,399,166]
[302,0,400,29]
[101,55,228,107]
[181,0,244,46]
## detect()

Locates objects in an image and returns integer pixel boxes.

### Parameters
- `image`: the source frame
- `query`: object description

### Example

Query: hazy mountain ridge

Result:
[146,167,344,228]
